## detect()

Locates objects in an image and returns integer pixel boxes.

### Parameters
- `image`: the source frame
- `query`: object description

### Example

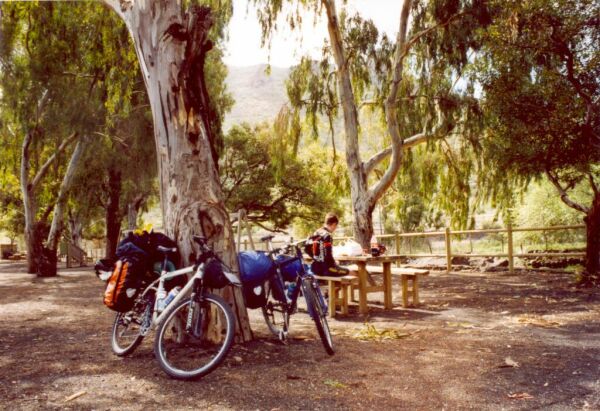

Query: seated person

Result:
[310,213,349,277]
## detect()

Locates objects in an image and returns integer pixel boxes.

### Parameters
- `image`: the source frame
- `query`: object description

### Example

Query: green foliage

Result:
[252,0,490,233]
[0,1,106,231]
[220,123,342,231]
[474,0,600,212]
[515,180,589,245]
[0,171,23,241]
[0,2,161,242]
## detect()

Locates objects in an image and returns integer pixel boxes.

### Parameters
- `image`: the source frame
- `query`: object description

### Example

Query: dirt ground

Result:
[0,261,599,411]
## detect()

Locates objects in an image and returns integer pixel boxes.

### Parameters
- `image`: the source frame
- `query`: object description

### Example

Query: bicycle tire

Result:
[261,280,289,341]
[301,277,335,355]
[111,298,150,356]
[153,293,235,380]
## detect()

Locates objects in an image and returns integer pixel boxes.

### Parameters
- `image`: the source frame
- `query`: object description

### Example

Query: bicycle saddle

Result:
[157,245,177,253]
[260,235,275,242]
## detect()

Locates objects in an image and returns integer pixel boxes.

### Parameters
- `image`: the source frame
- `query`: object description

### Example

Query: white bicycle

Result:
[109,235,240,380]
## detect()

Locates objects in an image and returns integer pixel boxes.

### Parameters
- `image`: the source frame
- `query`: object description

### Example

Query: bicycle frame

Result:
[269,244,327,316]
[139,260,240,328]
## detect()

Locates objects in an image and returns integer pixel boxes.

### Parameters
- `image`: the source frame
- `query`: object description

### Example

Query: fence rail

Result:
[242,224,586,274]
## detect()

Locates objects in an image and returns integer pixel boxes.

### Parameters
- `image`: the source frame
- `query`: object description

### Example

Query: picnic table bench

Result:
[347,265,430,308]
[312,274,358,318]
[312,257,429,317]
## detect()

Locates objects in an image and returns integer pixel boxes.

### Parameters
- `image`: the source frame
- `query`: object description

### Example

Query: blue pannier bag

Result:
[275,255,303,282]
[237,251,274,287]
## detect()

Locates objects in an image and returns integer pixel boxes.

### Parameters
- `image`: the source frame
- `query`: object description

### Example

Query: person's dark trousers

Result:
[312,262,349,277]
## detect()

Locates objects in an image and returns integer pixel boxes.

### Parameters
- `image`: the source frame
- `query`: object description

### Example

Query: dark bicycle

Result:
[259,236,334,355]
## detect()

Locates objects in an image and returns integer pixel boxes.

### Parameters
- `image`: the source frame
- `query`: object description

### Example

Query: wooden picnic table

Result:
[336,254,402,315]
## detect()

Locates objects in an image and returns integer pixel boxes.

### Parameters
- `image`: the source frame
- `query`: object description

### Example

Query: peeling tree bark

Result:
[127,194,145,230]
[547,171,600,282]
[103,0,252,341]
[67,209,83,248]
[40,139,87,277]
[584,192,600,280]
[20,128,80,275]
[105,168,122,260]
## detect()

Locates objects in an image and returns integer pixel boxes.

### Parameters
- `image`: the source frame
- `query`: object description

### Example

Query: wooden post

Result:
[246,225,255,250]
[445,227,452,274]
[235,210,243,254]
[357,262,368,315]
[395,233,400,267]
[401,275,409,308]
[508,222,514,273]
[383,262,393,309]
[328,280,336,318]
[65,244,70,268]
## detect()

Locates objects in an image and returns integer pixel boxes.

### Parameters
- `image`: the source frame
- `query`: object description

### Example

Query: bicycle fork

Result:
[186,288,204,339]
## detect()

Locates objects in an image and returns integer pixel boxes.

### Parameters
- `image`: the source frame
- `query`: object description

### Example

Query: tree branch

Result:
[369,0,413,204]
[47,138,87,250]
[588,173,599,196]
[546,170,589,214]
[30,132,78,191]
[364,129,440,176]
[322,0,363,173]
[370,4,465,202]
[398,11,467,63]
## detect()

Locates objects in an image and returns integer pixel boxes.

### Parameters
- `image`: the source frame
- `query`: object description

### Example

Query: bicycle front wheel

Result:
[302,277,335,355]
[154,294,235,380]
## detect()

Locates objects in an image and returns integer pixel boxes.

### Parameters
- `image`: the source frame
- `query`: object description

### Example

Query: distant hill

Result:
[223,64,290,131]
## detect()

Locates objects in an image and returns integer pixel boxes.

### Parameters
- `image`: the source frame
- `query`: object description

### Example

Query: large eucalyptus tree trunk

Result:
[104,0,251,340]
[105,168,122,260]
[67,210,83,248]
[584,191,600,282]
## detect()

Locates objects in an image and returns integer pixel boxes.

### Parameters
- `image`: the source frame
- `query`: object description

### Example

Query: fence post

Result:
[445,227,452,274]
[395,233,401,267]
[508,222,514,273]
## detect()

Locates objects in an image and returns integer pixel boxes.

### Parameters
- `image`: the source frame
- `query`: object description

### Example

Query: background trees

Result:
[0,2,98,275]
[220,122,343,232]
[0,2,160,274]
[474,0,600,280]
[0,0,597,286]
[252,0,489,247]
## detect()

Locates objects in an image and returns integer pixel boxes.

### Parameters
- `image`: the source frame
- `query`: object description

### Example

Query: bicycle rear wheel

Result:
[261,280,289,342]
[111,296,151,356]
[302,276,335,355]
[154,294,235,380]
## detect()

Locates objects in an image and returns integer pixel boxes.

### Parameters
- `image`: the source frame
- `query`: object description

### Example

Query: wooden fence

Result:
[80,223,586,274]
[242,224,586,274]
[333,224,586,273]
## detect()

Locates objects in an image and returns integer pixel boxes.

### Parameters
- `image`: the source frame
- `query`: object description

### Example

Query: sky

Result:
[223,0,404,67]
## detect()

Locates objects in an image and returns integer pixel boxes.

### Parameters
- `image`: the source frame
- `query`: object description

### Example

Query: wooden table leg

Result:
[412,276,419,306]
[357,262,368,314]
[328,280,336,318]
[341,282,349,315]
[401,275,409,308]
[383,262,393,309]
